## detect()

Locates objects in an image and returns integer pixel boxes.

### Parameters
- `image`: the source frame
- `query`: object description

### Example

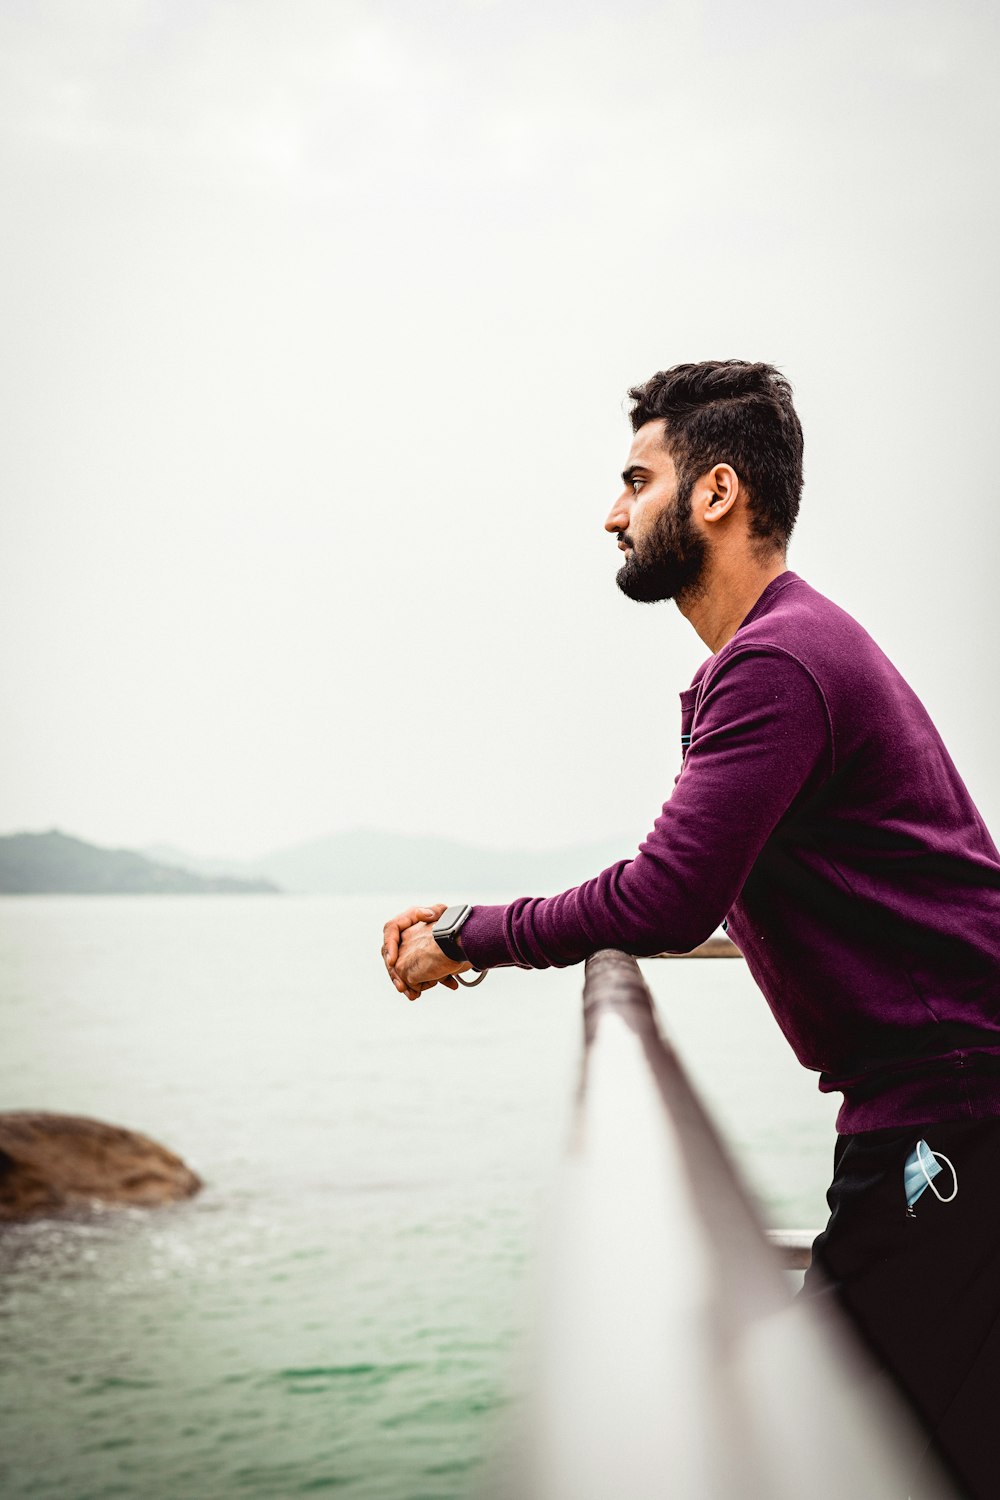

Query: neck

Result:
[679,550,789,653]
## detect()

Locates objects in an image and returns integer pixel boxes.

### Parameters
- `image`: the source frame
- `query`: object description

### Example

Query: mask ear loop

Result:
[916,1139,959,1203]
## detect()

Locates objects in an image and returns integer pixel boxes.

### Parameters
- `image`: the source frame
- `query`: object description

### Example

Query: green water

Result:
[0,896,839,1498]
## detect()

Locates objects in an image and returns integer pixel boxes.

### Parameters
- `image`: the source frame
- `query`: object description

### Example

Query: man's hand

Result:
[382,903,471,1001]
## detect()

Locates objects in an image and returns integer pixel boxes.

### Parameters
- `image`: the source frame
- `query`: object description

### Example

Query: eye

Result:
[631,478,644,494]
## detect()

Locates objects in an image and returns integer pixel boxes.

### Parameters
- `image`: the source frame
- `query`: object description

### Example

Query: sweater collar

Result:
[734,569,801,635]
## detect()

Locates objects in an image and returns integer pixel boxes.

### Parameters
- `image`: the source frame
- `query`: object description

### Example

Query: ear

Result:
[701,464,740,525]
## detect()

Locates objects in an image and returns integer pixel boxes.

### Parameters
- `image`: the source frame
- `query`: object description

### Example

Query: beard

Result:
[615,479,709,604]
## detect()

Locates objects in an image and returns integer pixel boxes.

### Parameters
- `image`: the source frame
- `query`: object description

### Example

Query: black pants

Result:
[802,1119,1000,1500]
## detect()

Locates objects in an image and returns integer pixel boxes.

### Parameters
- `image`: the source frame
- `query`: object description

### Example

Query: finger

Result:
[383,914,423,966]
[393,957,425,1000]
[383,905,446,967]
[383,905,445,937]
[440,976,458,990]
[382,922,401,968]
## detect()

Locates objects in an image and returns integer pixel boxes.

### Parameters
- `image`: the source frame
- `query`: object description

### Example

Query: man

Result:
[380,360,1000,1497]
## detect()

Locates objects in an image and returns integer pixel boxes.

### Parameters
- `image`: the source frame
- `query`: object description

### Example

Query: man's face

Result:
[605,421,708,604]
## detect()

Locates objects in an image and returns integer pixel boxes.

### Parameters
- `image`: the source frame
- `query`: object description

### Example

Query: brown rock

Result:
[0,1112,202,1222]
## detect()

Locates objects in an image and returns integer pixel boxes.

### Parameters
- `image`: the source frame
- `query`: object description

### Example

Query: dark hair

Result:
[627,360,803,549]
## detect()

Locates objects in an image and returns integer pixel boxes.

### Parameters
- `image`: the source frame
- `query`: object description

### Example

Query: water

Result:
[0,895,839,1499]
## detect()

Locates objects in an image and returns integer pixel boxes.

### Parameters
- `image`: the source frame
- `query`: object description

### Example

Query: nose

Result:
[605,489,631,535]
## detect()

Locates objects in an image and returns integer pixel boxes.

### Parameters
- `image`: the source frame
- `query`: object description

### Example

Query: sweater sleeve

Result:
[459,647,832,970]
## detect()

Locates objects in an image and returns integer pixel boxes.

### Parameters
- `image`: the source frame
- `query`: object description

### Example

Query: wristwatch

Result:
[432,903,473,962]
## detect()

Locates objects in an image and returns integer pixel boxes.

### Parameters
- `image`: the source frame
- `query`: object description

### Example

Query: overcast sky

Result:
[1,0,998,859]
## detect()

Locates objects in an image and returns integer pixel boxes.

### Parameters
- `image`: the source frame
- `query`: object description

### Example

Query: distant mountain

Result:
[145,826,636,896]
[0,831,280,895]
[143,843,261,882]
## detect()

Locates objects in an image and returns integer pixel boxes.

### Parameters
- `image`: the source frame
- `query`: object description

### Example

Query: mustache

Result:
[617,531,634,549]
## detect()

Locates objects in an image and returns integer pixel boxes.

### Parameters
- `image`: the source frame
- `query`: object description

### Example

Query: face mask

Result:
[904,1138,958,1211]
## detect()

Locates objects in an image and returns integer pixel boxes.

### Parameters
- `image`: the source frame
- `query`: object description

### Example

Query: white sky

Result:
[1,0,998,858]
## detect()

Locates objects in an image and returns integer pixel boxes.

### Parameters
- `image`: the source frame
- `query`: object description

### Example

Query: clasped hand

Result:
[381,903,471,1001]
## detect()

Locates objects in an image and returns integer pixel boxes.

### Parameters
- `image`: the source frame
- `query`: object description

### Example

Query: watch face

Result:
[436,904,470,936]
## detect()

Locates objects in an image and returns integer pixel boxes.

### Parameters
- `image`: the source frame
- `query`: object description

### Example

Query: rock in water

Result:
[0,1112,202,1221]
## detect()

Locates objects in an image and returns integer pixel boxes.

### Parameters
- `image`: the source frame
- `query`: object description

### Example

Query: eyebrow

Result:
[621,465,651,486]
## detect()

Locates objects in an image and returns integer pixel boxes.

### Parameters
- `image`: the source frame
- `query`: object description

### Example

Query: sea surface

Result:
[0,895,840,1499]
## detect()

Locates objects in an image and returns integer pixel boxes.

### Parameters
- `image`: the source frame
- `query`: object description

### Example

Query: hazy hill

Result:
[146,826,636,896]
[0,831,280,895]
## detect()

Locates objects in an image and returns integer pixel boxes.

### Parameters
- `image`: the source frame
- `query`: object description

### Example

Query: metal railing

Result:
[654,932,815,1267]
[656,933,744,960]
[497,949,955,1500]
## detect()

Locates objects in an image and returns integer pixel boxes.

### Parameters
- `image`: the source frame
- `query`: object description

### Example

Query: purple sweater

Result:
[461,572,1000,1132]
